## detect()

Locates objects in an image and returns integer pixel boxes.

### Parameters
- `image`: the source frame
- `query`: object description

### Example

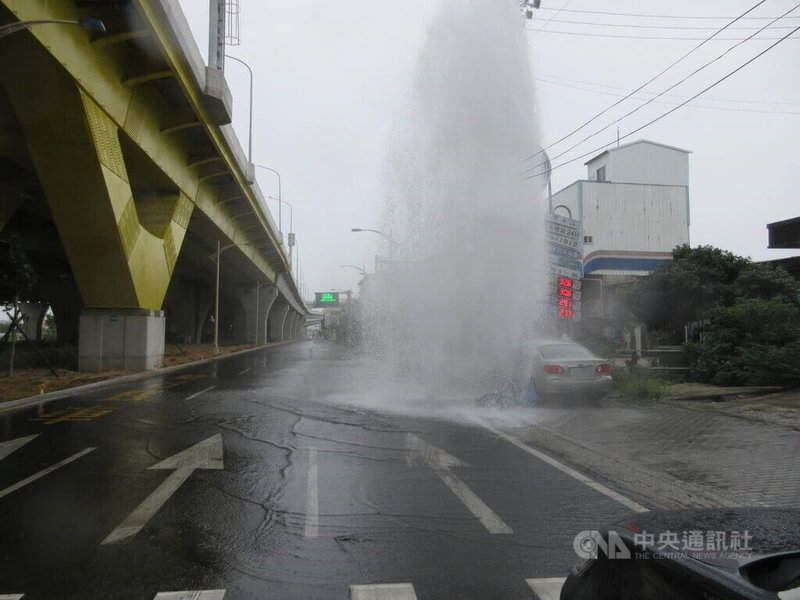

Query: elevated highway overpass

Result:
[0,0,309,370]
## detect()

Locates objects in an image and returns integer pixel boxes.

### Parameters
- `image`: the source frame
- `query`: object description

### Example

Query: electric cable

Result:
[523,0,769,162]
[523,24,800,180]
[527,3,800,173]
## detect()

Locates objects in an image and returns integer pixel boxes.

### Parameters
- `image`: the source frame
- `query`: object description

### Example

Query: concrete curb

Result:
[0,341,298,414]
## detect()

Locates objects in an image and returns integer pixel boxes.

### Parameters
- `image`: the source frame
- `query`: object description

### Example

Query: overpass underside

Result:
[0,0,307,370]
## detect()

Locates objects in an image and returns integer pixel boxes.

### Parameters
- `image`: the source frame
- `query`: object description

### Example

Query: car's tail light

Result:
[543,364,565,374]
[595,363,611,374]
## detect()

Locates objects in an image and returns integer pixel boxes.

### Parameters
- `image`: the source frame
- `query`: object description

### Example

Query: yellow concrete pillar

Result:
[2,54,192,310]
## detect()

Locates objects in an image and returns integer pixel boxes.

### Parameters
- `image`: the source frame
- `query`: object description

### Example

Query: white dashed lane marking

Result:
[527,577,567,600]
[186,385,216,400]
[305,447,319,538]
[350,583,417,600]
[0,448,96,500]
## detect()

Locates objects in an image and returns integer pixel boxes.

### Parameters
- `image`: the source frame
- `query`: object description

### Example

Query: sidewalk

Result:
[0,343,262,405]
[490,387,800,511]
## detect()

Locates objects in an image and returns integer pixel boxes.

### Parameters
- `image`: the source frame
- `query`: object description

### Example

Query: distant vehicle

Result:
[561,507,800,600]
[523,339,612,403]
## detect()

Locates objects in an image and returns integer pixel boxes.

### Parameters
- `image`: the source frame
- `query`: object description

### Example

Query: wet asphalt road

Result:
[0,341,637,600]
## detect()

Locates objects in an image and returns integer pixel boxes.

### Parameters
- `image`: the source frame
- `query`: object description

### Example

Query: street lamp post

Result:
[210,240,250,355]
[341,264,367,276]
[268,195,294,262]
[0,17,105,39]
[351,227,400,270]
[256,165,282,233]
[226,55,253,163]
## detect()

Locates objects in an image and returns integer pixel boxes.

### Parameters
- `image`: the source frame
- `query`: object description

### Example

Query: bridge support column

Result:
[18,302,47,341]
[255,286,278,345]
[2,49,194,370]
[78,308,165,372]
[268,303,290,342]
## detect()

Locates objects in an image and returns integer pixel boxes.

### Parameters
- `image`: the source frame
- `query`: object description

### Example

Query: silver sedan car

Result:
[523,339,613,403]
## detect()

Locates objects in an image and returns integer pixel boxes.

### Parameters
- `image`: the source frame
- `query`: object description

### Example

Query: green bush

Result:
[688,297,800,386]
[613,367,670,400]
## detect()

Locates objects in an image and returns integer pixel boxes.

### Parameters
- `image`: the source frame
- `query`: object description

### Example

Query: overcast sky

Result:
[176,0,800,296]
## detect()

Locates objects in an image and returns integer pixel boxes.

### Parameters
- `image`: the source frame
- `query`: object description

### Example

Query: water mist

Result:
[359,0,547,402]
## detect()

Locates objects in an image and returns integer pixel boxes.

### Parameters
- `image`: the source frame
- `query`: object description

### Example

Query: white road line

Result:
[186,385,216,400]
[0,594,25,599]
[0,434,39,462]
[153,591,226,600]
[526,577,566,600]
[238,368,250,375]
[0,447,96,500]
[350,583,417,600]
[475,419,648,513]
[305,447,319,538]
[431,464,513,534]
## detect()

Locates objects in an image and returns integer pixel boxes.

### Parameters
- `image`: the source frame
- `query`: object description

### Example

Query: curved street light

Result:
[256,165,282,232]
[341,264,367,276]
[0,18,105,39]
[226,55,253,163]
[350,227,399,260]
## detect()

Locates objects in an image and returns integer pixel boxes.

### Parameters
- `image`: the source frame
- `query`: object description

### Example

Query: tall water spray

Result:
[361,0,547,397]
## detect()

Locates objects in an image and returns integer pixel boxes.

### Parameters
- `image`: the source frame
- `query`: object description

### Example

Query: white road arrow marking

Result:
[350,583,417,600]
[526,577,566,600]
[0,448,96,500]
[102,434,224,545]
[405,434,512,534]
[153,591,226,600]
[0,434,39,462]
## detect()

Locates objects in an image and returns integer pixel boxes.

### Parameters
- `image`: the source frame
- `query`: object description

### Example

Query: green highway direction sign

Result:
[314,292,340,308]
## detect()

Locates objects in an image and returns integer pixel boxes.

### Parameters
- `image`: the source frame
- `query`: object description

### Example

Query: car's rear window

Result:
[539,344,597,361]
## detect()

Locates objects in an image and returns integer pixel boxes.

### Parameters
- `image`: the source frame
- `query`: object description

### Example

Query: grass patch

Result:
[613,366,670,400]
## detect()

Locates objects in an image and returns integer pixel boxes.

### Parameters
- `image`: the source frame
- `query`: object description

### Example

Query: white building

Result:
[551,140,691,281]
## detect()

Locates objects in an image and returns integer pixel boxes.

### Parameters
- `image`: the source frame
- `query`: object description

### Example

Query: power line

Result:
[523,0,769,163]
[532,7,800,20]
[529,3,800,171]
[536,17,797,30]
[525,25,800,180]
[534,76,800,115]
[526,28,797,41]
[528,0,573,36]
[535,72,800,106]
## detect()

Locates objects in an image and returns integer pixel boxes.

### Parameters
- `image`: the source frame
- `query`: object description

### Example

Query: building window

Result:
[596,166,606,181]
[584,235,594,244]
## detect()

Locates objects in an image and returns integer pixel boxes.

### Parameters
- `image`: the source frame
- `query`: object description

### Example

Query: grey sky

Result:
[177,0,800,296]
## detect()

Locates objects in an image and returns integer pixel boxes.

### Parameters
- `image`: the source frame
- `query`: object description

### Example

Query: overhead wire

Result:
[527,0,573,36]
[535,72,800,106]
[534,76,800,115]
[532,18,797,30]
[524,24,800,180]
[523,0,770,163]
[527,2,800,173]
[527,28,797,41]
[530,7,800,20]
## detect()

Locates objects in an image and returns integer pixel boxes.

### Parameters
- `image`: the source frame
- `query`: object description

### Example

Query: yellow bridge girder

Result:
[0,0,291,311]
